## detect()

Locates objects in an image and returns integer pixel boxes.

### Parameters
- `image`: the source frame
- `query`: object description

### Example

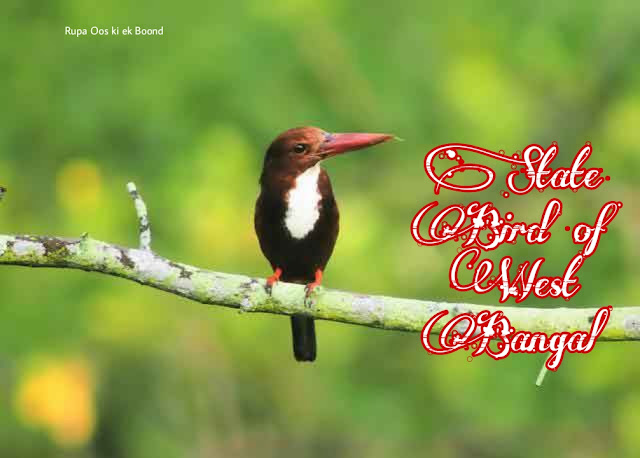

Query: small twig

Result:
[535,363,549,387]
[126,182,151,251]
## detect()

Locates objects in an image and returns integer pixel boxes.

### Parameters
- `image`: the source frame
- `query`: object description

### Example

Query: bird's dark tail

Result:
[290,315,316,362]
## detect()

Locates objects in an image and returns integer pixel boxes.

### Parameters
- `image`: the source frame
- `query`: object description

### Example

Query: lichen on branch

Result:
[0,183,638,342]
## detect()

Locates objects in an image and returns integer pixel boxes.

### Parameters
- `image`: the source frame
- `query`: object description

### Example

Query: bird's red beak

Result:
[316,132,394,159]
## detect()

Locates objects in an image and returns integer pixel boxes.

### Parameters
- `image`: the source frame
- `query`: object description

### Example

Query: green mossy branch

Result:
[0,234,638,340]
[0,183,638,341]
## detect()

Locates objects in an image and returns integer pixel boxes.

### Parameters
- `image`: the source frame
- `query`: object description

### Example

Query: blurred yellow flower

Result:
[15,357,96,447]
[56,160,103,214]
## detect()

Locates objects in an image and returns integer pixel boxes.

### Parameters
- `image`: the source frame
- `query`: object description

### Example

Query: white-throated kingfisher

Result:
[254,127,393,361]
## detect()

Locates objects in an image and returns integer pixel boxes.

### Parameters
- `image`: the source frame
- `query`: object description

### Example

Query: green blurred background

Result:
[1,1,639,457]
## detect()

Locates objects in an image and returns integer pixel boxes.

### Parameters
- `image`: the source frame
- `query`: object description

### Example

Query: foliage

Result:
[1,1,639,456]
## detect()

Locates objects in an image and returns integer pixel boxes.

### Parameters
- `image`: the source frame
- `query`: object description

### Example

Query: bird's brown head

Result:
[262,126,393,177]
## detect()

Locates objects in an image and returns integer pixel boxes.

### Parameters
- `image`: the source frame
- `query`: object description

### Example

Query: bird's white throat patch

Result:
[285,164,321,239]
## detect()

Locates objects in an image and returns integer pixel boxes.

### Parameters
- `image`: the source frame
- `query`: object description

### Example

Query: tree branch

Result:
[0,183,639,341]
[126,182,151,251]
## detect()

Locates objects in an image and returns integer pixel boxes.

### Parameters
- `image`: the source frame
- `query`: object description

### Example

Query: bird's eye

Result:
[293,143,307,154]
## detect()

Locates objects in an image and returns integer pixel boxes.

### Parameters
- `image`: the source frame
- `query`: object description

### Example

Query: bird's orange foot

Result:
[265,267,282,295]
[304,269,323,308]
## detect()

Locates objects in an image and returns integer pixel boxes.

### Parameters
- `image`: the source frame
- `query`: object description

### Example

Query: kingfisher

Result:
[254,127,393,361]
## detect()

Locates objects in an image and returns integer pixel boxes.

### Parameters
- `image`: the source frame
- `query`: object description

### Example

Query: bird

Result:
[254,126,393,361]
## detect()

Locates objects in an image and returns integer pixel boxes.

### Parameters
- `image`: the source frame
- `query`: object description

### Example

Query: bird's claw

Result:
[265,279,278,295]
[304,282,321,308]
[265,268,282,295]
[304,293,314,309]
[265,282,274,295]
